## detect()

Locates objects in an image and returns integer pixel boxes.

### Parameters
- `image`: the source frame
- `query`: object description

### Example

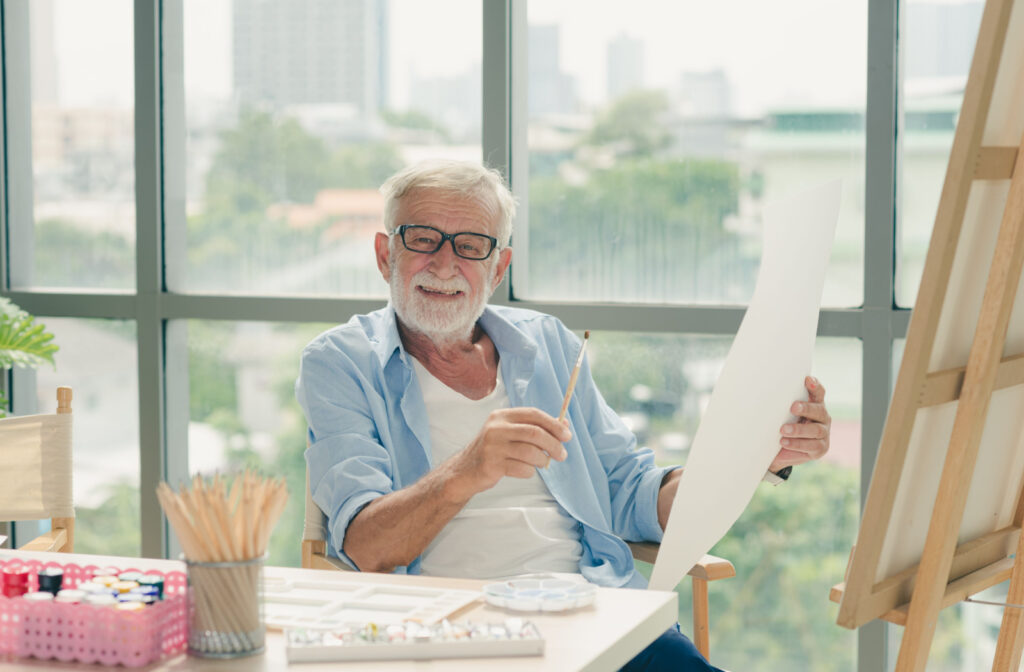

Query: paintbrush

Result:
[558,330,590,421]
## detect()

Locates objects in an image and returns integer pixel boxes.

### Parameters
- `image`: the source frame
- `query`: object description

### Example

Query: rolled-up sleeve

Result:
[296,337,394,568]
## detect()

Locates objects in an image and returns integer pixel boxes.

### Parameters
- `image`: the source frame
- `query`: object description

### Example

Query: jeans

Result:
[620,625,725,672]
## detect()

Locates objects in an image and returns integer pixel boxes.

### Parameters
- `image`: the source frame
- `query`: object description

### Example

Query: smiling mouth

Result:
[418,285,465,297]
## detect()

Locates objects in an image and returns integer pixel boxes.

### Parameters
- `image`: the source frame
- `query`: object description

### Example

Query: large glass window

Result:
[177,0,481,295]
[521,1,867,307]
[18,0,136,290]
[185,320,331,567]
[609,335,861,672]
[35,318,140,556]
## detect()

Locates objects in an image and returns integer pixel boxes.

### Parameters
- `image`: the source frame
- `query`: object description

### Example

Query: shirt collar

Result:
[478,306,538,360]
[371,304,405,368]
[371,304,539,369]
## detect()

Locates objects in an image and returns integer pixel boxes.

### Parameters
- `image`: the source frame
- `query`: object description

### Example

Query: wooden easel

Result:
[831,0,1024,669]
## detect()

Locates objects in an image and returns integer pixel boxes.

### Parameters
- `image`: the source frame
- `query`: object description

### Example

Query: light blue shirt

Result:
[295,304,675,588]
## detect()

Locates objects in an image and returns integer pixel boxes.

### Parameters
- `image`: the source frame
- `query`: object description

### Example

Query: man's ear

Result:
[375,232,392,281]
[492,247,513,291]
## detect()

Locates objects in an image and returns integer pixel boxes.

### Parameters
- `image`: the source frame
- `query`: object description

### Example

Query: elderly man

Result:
[296,160,830,671]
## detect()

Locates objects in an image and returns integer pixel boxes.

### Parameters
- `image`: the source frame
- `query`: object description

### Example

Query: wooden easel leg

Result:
[992,588,1024,671]
[990,136,1024,672]
[991,527,1024,671]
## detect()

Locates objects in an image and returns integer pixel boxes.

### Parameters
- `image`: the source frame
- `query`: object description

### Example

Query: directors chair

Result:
[0,387,74,552]
[301,463,735,660]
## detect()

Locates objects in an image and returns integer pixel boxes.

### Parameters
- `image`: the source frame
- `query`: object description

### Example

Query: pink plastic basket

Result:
[0,558,187,667]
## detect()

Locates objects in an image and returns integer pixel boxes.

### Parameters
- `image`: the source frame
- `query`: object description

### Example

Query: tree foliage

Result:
[188,108,403,290]
[33,219,135,289]
[74,482,141,557]
[379,108,452,142]
[329,142,409,190]
[528,159,747,303]
[582,89,674,157]
[188,321,241,435]
[706,462,860,670]
[199,108,402,220]
[204,110,329,209]
[635,462,860,672]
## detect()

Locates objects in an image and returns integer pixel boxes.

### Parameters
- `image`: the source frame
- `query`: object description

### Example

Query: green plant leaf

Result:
[0,298,59,369]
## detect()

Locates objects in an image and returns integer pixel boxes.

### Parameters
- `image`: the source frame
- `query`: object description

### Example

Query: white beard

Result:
[390,268,492,346]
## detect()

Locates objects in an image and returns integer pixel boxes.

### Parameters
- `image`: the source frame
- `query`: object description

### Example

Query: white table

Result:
[0,550,677,672]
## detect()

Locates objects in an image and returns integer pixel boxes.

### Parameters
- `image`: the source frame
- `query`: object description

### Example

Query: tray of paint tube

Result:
[285,617,544,662]
[0,557,187,667]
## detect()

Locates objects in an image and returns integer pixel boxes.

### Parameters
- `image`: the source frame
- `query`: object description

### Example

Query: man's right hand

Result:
[343,408,571,572]
[446,407,571,501]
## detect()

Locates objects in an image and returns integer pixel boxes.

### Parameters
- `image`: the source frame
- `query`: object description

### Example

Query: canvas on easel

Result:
[830,0,1024,669]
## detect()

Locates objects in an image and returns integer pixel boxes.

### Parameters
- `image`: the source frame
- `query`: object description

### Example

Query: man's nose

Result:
[426,240,460,277]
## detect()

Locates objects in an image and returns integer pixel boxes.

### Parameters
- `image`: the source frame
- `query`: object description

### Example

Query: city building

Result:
[607,33,644,101]
[528,23,578,118]
[233,0,389,115]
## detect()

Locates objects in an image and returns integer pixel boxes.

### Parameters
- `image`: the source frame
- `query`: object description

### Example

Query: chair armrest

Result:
[18,528,68,553]
[302,538,354,572]
[302,538,326,569]
[688,554,736,582]
[627,542,736,582]
[628,541,735,663]
[627,541,661,564]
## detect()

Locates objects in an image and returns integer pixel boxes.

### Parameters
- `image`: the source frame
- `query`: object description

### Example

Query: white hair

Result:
[379,159,517,248]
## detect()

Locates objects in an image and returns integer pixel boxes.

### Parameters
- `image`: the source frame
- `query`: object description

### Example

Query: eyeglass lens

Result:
[401,225,494,260]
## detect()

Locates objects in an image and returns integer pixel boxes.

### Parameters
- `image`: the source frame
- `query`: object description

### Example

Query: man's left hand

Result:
[770,376,831,472]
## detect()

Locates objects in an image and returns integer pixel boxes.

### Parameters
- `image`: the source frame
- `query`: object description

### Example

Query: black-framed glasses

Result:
[395,224,499,260]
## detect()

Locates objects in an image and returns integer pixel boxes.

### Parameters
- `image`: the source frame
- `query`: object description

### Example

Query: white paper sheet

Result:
[648,180,841,592]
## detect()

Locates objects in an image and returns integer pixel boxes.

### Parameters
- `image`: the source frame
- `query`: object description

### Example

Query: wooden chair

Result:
[301,464,735,660]
[626,541,735,659]
[301,469,354,572]
[0,387,75,552]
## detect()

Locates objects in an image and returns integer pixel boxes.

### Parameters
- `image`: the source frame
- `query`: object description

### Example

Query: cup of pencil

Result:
[157,471,288,658]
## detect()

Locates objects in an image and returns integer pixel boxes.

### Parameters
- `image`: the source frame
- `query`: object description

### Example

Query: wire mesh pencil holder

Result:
[185,555,265,658]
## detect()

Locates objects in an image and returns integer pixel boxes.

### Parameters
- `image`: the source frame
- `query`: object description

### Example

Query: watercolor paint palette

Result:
[261,575,481,630]
[482,578,596,612]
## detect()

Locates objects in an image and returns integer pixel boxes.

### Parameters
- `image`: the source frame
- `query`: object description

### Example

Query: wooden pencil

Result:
[155,470,288,654]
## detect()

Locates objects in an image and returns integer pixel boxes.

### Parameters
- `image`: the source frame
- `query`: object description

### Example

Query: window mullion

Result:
[3,1,34,289]
[482,0,514,304]
[860,0,901,666]
[134,0,168,559]
[160,0,188,563]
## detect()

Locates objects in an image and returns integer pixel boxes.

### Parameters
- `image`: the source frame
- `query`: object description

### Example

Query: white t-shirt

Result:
[411,357,583,579]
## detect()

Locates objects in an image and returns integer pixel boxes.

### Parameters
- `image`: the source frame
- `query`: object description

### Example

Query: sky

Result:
[527,0,869,114]
[45,0,977,116]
